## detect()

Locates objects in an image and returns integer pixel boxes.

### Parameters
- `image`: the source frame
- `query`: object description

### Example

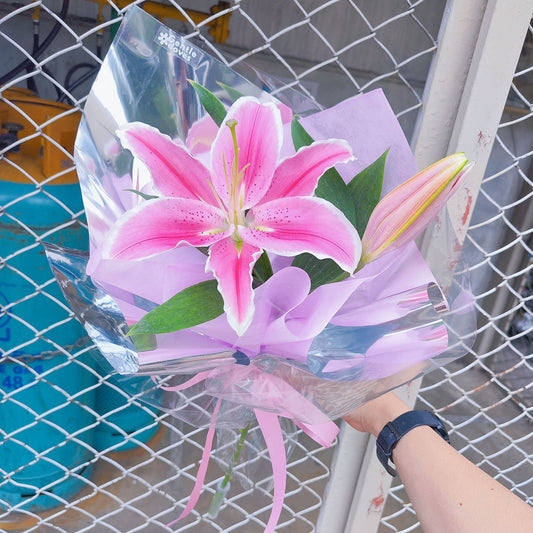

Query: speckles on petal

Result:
[106,197,229,259]
[240,196,360,272]
[247,206,298,225]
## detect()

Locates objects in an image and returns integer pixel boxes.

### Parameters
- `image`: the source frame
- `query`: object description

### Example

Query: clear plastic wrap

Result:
[44,6,476,530]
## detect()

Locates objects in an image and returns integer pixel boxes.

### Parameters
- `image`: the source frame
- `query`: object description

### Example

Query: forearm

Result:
[344,393,533,533]
[393,425,533,533]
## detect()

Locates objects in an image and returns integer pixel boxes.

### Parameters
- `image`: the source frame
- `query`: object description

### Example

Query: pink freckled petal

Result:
[206,238,263,335]
[104,198,229,260]
[117,122,218,206]
[241,196,361,272]
[211,97,282,209]
[261,139,353,203]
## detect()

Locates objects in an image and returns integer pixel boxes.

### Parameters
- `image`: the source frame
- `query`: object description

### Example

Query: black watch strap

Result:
[376,410,450,476]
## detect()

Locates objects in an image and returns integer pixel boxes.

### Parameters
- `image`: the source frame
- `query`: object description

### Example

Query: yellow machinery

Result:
[87,0,232,44]
[0,88,80,184]
[0,0,233,185]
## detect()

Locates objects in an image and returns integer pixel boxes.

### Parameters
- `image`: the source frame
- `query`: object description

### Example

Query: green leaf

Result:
[315,168,358,229]
[130,333,157,352]
[252,251,274,286]
[347,149,389,236]
[291,115,314,151]
[218,82,245,103]
[292,253,349,292]
[188,79,227,127]
[128,280,224,335]
[124,189,159,201]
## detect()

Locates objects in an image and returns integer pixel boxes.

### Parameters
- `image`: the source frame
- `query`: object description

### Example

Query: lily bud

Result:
[360,153,471,266]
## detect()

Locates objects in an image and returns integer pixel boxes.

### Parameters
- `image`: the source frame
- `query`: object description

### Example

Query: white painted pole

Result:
[420,0,533,254]
[411,0,488,168]
[341,383,421,533]
[316,425,371,532]
[444,0,533,243]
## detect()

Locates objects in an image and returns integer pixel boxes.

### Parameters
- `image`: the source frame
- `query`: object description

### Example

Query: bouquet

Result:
[46,6,476,531]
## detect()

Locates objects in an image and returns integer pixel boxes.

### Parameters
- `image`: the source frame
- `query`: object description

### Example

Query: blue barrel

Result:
[94,374,160,452]
[0,93,161,513]
[0,177,96,512]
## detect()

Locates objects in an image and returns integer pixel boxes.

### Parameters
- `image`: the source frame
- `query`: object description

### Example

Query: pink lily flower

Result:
[360,153,471,265]
[184,93,293,157]
[103,97,360,335]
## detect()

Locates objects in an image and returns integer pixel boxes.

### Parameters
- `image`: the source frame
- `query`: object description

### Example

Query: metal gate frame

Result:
[319,1,533,531]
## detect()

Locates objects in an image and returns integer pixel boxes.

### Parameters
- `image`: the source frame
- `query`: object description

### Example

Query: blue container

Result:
[94,374,160,452]
[1,177,162,512]
[0,179,96,512]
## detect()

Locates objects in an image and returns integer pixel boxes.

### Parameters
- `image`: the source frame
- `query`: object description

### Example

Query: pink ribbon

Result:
[163,365,339,531]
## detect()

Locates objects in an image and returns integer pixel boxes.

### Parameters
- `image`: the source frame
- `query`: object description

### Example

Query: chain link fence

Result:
[0,1,531,532]
[381,17,533,533]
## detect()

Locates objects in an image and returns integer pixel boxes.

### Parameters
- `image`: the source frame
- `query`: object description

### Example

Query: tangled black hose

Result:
[25,31,40,94]
[0,0,70,87]
[59,62,98,104]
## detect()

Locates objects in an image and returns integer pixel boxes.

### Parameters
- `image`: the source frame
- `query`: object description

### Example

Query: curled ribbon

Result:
[163,364,339,532]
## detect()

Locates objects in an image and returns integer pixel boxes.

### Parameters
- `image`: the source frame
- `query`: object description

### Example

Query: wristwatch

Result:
[376,410,450,476]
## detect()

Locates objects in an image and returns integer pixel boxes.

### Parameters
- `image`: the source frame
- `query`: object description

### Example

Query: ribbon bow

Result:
[163,363,339,532]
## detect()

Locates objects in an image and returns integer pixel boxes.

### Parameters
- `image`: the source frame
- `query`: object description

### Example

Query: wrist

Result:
[376,410,451,476]
[364,394,411,437]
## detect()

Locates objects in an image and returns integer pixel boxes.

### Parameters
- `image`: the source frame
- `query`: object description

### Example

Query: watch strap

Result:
[376,410,450,476]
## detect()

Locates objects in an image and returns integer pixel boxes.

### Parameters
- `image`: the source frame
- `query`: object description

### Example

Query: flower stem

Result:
[222,425,250,489]
[207,425,250,518]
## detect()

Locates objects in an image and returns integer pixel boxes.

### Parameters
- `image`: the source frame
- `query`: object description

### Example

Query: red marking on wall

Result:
[448,259,458,272]
[462,191,473,226]
[370,493,385,512]
[477,131,492,148]
[372,494,385,507]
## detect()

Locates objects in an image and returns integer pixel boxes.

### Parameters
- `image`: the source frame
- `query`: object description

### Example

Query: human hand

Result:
[343,391,410,437]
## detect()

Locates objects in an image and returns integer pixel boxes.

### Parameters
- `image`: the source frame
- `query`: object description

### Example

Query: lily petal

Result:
[186,113,220,156]
[361,153,470,264]
[206,238,263,335]
[211,97,282,209]
[117,122,218,205]
[261,139,353,203]
[104,197,229,260]
[241,196,361,273]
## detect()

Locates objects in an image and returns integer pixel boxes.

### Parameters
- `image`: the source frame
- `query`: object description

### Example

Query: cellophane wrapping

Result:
[45,5,476,497]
